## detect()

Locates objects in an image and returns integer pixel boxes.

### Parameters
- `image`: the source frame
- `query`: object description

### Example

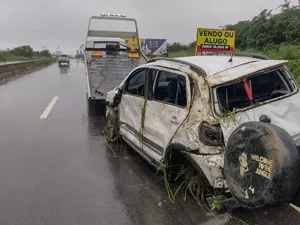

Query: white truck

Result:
[84,13,148,108]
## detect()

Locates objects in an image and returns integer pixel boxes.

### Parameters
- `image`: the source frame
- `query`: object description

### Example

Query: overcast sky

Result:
[0,0,298,54]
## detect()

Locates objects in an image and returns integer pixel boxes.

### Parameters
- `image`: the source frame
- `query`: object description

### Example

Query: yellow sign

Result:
[195,28,236,56]
[122,38,145,50]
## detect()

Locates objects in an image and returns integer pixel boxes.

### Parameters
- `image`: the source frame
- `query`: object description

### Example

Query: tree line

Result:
[3,45,52,58]
[222,0,300,50]
[167,0,300,52]
[166,0,300,83]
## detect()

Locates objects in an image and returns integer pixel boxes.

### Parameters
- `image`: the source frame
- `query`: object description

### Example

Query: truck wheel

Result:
[224,121,300,210]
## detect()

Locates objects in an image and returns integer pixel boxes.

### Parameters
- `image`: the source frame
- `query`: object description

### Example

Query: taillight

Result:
[198,121,223,146]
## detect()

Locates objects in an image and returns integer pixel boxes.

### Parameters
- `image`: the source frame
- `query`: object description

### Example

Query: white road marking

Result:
[40,96,59,119]
[290,204,300,213]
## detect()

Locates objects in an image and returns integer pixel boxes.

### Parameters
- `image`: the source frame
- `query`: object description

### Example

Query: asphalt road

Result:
[0,60,300,225]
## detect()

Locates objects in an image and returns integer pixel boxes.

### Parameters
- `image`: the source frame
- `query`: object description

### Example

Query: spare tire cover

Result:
[224,121,300,209]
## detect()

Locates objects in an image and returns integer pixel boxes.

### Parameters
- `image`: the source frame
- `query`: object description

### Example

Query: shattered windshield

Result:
[216,67,295,112]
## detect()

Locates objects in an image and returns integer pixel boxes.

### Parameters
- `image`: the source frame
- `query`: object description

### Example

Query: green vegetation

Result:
[169,48,194,58]
[167,0,300,84]
[157,159,201,204]
[168,42,195,58]
[0,45,52,62]
[261,45,300,84]
[222,1,300,50]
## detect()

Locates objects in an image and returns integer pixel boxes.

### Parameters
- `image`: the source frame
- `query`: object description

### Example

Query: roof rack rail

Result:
[233,52,270,60]
[204,51,270,60]
[146,57,207,77]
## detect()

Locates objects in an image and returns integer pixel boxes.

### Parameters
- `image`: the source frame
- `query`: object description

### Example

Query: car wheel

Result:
[105,109,119,143]
[224,121,300,210]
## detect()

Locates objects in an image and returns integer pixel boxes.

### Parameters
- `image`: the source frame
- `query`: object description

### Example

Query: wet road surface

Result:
[0,60,300,225]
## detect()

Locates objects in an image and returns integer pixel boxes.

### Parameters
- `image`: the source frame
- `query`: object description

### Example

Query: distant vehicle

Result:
[58,54,70,67]
[84,13,147,107]
[105,53,300,213]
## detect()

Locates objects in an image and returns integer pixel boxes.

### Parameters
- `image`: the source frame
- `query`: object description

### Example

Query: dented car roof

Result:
[174,56,288,86]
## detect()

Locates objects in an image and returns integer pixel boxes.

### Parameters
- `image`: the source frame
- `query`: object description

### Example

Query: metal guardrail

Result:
[0,59,55,76]
[0,59,55,66]
[0,60,40,66]
[0,61,29,66]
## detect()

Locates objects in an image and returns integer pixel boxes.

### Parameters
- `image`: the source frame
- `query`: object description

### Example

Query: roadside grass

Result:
[263,45,300,85]
[0,52,48,62]
[169,48,195,58]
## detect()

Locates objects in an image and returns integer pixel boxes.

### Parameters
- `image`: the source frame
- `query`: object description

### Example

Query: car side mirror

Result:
[112,87,123,107]
[118,87,123,95]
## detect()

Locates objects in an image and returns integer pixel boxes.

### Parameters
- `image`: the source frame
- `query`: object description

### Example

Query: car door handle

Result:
[170,116,179,124]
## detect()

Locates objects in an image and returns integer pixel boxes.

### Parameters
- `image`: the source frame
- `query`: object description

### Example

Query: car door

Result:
[141,66,191,163]
[118,67,147,151]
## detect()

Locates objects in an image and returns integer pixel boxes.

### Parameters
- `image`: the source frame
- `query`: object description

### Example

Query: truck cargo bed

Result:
[86,52,146,100]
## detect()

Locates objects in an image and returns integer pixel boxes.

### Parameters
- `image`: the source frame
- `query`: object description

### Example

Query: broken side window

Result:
[216,67,294,112]
[153,71,187,107]
[126,69,146,97]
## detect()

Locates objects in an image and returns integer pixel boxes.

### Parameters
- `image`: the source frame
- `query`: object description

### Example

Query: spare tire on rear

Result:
[224,121,300,209]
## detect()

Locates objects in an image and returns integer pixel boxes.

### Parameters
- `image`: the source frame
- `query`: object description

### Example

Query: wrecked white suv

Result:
[105,54,300,212]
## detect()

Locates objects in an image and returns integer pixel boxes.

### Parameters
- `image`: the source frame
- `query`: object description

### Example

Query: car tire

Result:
[105,108,119,143]
[224,121,300,210]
